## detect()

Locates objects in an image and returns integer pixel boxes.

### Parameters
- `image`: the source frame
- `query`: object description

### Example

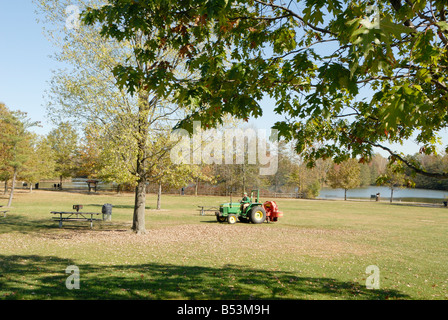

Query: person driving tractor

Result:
[240,192,251,213]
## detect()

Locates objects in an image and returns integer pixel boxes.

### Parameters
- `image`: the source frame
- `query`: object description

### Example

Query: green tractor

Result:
[215,189,267,224]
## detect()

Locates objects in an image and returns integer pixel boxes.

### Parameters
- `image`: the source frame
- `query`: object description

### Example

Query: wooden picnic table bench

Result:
[51,211,103,229]
[197,206,219,216]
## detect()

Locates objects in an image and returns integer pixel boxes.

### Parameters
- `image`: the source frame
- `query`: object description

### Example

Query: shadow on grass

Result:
[0,215,59,234]
[0,254,410,300]
[0,214,129,234]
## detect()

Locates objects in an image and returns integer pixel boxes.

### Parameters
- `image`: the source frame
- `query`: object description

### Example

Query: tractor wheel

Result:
[249,206,266,224]
[216,215,227,223]
[227,214,237,224]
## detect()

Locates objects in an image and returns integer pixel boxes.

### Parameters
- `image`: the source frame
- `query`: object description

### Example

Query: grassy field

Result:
[0,189,447,300]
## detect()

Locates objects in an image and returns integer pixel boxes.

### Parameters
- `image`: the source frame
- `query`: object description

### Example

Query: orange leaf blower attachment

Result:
[263,201,283,222]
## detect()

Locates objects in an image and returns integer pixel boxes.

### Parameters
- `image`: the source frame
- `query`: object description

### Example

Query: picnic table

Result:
[51,211,103,229]
[197,206,219,216]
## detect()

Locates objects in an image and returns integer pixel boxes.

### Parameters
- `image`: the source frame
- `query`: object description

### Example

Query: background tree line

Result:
[5,100,446,207]
[4,101,448,210]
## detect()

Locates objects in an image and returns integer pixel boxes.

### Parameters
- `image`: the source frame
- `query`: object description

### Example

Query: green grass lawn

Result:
[0,190,447,300]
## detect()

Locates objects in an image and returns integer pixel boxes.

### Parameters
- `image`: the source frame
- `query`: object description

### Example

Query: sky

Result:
[0,0,56,135]
[0,1,446,158]
[0,1,285,135]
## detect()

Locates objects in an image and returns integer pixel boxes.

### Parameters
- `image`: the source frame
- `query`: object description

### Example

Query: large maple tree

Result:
[83,0,448,178]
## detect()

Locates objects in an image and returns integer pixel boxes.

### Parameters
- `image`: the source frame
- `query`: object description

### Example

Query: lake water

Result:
[318,186,448,202]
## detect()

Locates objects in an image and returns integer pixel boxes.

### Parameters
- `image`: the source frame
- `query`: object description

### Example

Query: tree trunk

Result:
[242,163,246,194]
[157,182,162,210]
[131,91,151,235]
[132,178,147,234]
[29,183,33,193]
[344,188,347,201]
[3,179,7,195]
[390,188,394,203]
[7,168,17,207]
[195,177,199,196]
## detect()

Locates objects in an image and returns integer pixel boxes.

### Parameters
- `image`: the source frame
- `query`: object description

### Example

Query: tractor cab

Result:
[245,189,262,211]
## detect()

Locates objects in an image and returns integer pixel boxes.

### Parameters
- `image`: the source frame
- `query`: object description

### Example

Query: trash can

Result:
[102,203,113,221]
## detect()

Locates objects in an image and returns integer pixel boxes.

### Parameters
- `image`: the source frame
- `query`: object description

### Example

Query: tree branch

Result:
[365,140,448,179]
[253,0,336,36]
